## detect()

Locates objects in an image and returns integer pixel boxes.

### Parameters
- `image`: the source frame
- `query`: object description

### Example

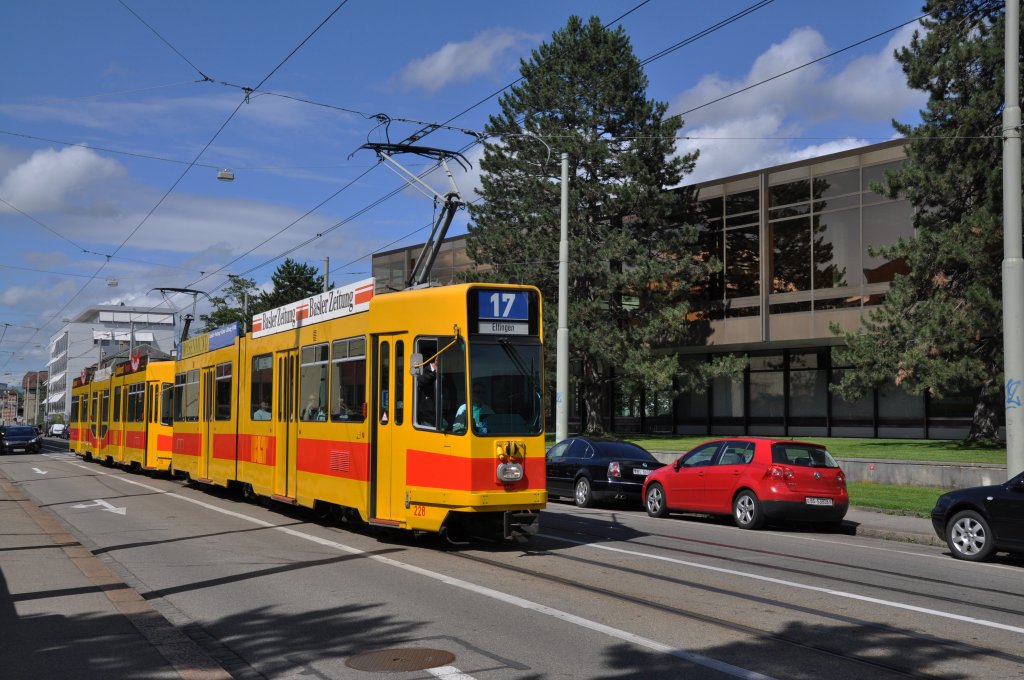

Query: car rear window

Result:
[771,443,838,468]
[593,441,656,461]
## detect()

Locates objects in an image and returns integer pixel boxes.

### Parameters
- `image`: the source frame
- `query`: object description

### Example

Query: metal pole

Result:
[323,256,330,293]
[1002,0,1023,479]
[556,152,570,442]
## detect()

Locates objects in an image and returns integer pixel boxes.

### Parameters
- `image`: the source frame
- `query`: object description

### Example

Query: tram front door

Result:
[371,336,397,522]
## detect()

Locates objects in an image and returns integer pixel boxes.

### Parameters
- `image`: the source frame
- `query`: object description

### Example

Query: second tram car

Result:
[69,354,174,471]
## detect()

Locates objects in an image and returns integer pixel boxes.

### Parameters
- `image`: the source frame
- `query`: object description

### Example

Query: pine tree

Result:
[832,0,1020,443]
[255,259,327,316]
[467,16,724,434]
[200,275,258,332]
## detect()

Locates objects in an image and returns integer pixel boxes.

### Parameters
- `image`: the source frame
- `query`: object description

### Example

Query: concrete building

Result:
[21,371,47,426]
[0,389,18,424]
[371,140,978,440]
[46,305,176,422]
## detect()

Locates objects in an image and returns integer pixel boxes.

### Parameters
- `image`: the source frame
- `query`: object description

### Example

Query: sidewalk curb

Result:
[0,476,233,680]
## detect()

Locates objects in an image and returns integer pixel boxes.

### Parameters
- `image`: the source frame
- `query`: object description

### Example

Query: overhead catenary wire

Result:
[1,1,351,370]
[1,3,943,373]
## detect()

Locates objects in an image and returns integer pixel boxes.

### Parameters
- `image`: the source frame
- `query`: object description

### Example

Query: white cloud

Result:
[820,25,922,120]
[395,29,537,93]
[670,25,926,184]
[0,146,125,215]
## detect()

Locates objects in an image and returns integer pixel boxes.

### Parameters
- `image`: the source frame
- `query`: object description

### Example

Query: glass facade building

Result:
[370,141,978,439]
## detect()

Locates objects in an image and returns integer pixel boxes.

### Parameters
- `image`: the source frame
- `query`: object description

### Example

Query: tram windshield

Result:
[466,340,543,436]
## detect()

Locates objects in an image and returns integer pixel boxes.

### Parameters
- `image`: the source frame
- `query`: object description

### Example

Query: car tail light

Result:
[768,465,794,480]
[836,472,846,486]
[608,461,621,478]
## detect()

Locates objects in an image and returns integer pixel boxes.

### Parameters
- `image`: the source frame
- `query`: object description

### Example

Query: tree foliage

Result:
[200,259,328,334]
[255,258,327,315]
[200,274,258,332]
[832,0,1020,442]
[467,15,725,434]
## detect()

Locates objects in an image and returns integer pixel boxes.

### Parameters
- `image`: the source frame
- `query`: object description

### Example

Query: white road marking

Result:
[32,467,48,475]
[71,498,126,515]
[538,533,1024,635]
[428,666,477,680]
[549,503,1024,573]
[63,462,776,680]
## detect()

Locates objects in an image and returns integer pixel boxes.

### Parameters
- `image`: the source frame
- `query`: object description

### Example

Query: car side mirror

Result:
[673,459,683,471]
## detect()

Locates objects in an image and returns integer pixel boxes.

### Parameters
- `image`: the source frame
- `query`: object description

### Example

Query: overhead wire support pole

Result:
[1002,0,1023,480]
[556,151,570,443]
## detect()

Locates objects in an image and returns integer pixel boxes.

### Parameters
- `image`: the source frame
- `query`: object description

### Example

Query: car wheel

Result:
[946,510,995,561]
[574,477,594,508]
[733,490,764,530]
[645,483,668,518]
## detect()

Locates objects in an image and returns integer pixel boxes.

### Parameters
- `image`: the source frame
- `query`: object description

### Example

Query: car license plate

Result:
[633,468,652,476]
[805,497,833,506]
[12,448,24,453]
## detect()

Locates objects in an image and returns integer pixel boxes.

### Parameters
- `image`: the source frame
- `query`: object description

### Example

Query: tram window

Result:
[330,337,366,422]
[127,383,145,422]
[414,338,439,429]
[394,341,404,426]
[251,354,273,420]
[91,393,99,424]
[184,369,200,422]
[71,395,79,423]
[413,336,466,434]
[215,362,232,421]
[299,343,329,422]
[379,341,390,424]
[173,373,186,422]
[100,390,110,423]
[113,386,122,422]
[160,383,173,426]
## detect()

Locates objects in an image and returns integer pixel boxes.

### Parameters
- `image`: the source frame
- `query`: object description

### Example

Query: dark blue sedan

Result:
[546,437,664,508]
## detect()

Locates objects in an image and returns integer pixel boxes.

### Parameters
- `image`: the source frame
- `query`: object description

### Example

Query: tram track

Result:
[443,538,1024,680]
[539,511,1024,619]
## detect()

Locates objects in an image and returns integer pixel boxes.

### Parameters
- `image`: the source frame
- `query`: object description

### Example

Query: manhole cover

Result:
[345,647,456,672]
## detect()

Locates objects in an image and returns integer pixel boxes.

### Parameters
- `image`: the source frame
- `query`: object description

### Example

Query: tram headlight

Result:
[497,462,524,482]
[496,440,525,482]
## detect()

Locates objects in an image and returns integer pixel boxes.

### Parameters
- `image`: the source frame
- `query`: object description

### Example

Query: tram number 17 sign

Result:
[478,290,529,335]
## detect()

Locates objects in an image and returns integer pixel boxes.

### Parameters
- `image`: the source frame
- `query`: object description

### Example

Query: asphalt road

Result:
[2,442,1023,680]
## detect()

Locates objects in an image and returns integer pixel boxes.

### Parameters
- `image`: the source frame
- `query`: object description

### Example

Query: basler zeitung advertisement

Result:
[251,278,375,339]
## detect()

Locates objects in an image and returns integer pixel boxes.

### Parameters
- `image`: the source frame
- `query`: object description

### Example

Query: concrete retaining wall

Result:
[836,459,1007,488]
[650,451,1007,489]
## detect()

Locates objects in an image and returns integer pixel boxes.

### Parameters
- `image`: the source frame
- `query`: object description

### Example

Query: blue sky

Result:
[0,0,927,383]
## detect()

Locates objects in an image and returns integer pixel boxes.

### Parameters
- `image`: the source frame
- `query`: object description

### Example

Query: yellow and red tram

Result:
[161,279,545,540]
[69,354,175,471]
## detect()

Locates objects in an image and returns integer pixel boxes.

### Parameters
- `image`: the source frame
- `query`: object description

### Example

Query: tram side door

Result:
[274,349,299,500]
[370,336,394,521]
[201,368,215,479]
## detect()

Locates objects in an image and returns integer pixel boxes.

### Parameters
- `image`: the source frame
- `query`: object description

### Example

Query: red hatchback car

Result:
[641,438,848,529]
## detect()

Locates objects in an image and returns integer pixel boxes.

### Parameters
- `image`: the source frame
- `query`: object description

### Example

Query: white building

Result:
[46,305,176,422]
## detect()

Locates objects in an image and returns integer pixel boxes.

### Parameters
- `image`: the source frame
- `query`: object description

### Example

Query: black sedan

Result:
[546,437,664,508]
[930,470,1024,561]
[0,425,43,455]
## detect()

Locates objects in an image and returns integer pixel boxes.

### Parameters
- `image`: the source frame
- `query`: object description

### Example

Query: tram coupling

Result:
[504,509,539,541]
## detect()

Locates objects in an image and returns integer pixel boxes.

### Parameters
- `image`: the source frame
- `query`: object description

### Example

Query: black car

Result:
[546,437,664,508]
[0,425,43,455]
[930,470,1024,561]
